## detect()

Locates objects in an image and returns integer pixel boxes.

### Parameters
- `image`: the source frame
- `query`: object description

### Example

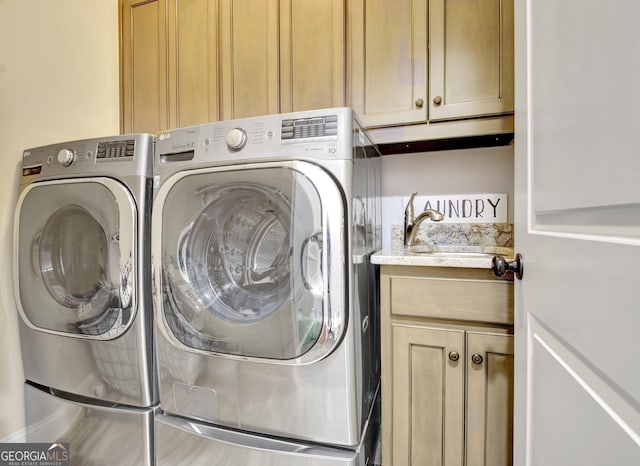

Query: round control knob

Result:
[225,128,248,151]
[57,149,76,167]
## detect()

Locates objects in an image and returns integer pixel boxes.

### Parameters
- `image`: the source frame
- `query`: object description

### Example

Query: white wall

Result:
[0,0,119,439]
[380,144,514,248]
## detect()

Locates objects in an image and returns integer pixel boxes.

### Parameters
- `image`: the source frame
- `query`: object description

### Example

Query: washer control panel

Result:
[281,114,338,143]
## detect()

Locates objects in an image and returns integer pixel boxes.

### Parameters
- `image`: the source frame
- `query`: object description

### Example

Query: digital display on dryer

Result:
[96,140,136,159]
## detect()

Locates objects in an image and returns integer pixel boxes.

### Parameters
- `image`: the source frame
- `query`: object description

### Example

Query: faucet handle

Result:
[405,192,418,215]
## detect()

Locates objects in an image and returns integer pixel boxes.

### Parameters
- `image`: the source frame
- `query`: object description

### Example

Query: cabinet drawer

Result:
[387,270,513,324]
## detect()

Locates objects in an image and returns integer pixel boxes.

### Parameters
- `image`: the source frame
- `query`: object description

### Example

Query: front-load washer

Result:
[152,108,381,464]
[14,135,156,408]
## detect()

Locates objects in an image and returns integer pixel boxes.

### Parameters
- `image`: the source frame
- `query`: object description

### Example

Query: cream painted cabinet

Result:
[380,265,514,466]
[349,0,428,127]
[121,0,169,134]
[221,0,345,120]
[429,0,514,121]
[350,0,513,134]
[167,0,220,129]
[279,0,345,114]
[466,332,514,466]
[120,0,345,133]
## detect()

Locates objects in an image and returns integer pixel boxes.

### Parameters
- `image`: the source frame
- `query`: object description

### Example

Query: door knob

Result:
[448,351,460,362]
[471,353,484,365]
[433,95,443,105]
[415,98,424,108]
[492,253,524,280]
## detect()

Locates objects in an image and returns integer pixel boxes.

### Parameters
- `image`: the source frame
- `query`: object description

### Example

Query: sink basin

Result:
[371,246,515,268]
[406,246,513,258]
[412,251,503,258]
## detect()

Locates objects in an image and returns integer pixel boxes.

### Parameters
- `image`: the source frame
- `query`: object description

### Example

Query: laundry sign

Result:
[406,193,508,224]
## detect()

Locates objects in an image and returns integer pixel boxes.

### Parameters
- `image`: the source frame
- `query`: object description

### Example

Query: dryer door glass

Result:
[159,163,344,360]
[16,179,136,338]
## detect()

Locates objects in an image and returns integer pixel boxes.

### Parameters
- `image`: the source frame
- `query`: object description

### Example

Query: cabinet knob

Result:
[433,96,443,105]
[448,351,460,362]
[471,353,484,365]
[415,98,424,108]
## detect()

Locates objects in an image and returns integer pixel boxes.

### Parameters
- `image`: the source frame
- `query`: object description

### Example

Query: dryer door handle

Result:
[300,232,323,296]
[31,231,42,280]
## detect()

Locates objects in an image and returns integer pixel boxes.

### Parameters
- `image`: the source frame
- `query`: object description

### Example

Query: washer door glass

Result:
[16,179,136,338]
[160,164,339,360]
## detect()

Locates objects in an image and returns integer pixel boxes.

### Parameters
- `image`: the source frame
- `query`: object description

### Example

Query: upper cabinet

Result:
[218,0,280,120]
[121,0,169,134]
[120,0,345,134]
[429,0,514,121]
[349,0,428,127]
[349,0,514,141]
[280,0,345,114]
[167,0,220,129]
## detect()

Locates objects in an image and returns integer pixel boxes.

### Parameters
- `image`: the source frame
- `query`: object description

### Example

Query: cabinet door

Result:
[466,332,514,466]
[350,0,428,127]
[167,0,219,128]
[219,0,280,119]
[389,324,464,466]
[121,0,169,134]
[280,0,345,112]
[429,0,514,121]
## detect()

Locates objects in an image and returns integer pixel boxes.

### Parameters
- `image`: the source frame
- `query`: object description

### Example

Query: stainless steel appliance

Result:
[14,135,156,465]
[152,108,381,464]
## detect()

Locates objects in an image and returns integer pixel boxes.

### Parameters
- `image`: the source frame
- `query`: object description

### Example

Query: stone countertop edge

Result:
[371,246,514,269]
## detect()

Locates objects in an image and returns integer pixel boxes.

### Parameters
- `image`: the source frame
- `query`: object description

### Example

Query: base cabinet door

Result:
[390,324,465,466]
[380,266,514,466]
[387,326,514,466]
[466,332,514,466]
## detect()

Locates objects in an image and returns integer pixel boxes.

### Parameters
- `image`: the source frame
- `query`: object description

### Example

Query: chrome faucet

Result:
[404,192,444,246]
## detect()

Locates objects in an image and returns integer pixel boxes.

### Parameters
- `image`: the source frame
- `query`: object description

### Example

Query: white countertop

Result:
[371,246,514,269]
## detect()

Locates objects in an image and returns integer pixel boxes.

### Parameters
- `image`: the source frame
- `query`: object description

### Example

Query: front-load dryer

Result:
[14,135,156,408]
[152,108,381,464]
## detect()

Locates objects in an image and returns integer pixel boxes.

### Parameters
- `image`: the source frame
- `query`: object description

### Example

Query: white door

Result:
[514,1,640,465]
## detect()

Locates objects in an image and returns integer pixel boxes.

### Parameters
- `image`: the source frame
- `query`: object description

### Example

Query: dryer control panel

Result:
[20,134,153,180]
[96,139,136,160]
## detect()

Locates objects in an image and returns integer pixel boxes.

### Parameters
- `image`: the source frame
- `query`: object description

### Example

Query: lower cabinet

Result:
[380,265,514,466]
